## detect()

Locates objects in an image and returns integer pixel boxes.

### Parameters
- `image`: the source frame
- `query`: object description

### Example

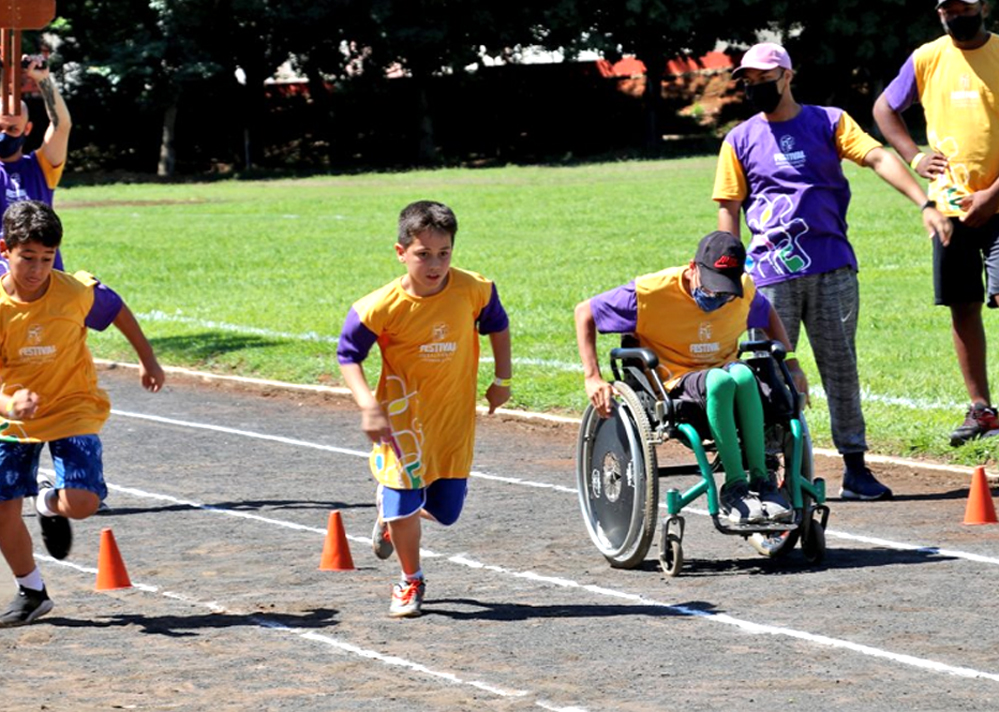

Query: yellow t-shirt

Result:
[0,271,110,442]
[908,35,999,214]
[349,268,499,489]
[633,267,757,390]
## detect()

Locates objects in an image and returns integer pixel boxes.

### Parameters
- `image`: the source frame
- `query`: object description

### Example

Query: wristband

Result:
[921,199,937,211]
[783,351,797,361]
[5,400,14,417]
[909,152,926,171]
[493,376,512,387]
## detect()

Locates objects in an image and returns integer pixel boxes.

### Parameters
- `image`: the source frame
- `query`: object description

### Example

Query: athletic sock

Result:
[15,567,44,592]
[402,569,423,583]
[34,489,58,518]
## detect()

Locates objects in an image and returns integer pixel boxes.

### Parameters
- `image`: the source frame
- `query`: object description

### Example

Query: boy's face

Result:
[1,238,57,299]
[396,228,453,297]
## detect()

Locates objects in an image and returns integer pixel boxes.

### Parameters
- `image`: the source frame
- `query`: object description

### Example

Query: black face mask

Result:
[744,78,783,114]
[945,11,984,42]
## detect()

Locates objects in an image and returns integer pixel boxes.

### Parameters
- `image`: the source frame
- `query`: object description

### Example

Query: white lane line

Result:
[91,482,999,685]
[36,555,559,709]
[109,409,999,565]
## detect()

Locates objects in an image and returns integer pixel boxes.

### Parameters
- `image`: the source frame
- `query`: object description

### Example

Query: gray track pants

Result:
[759,266,867,455]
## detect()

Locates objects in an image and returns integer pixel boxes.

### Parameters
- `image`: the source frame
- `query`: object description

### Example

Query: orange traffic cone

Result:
[95,528,133,590]
[319,511,355,571]
[964,466,998,525]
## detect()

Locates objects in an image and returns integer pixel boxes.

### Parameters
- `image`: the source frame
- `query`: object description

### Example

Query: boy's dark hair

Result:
[398,200,458,247]
[3,200,63,249]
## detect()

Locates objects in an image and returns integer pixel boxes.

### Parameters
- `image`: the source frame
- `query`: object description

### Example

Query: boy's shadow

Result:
[44,607,339,637]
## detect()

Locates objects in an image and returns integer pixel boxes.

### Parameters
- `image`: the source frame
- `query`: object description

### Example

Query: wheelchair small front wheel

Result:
[658,519,683,577]
[801,517,826,564]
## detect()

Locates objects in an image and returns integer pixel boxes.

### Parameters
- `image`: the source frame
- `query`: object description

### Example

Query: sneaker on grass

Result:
[840,467,893,501]
[389,578,426,618]
[951,404,999,447]
[0,586,53,628]
[719,481,765,524]
[372,519,393,560]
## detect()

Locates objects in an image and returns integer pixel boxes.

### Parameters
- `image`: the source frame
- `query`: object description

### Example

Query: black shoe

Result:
[951,404,999,447]
[0,586,53,627]
[840,467,893,501]
[36,481,72,560]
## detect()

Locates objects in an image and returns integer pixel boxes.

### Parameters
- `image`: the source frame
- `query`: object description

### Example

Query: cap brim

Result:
[732,63,778,79]
[698,268,744,298]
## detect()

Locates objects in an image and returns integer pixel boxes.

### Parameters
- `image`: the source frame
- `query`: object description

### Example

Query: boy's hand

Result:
[7,388,39,419]
[141,359,166,393]
[922,206,953,247]
[585,376,616,419]
[788,364,810,408]
[485,383,510,414]
[360,404,392,444]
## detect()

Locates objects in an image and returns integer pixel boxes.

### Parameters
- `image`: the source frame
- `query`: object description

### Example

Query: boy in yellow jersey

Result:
[875,1,999,446]
[0,201,164,627]
[337,200,511,618]
[575,231,806,524]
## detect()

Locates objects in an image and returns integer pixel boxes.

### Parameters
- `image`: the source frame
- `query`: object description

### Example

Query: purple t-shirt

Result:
[0,152,63,272]
[718,106,871,286]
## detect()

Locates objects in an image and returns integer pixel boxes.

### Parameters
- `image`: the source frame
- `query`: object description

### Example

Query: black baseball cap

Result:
[694,231,747,297]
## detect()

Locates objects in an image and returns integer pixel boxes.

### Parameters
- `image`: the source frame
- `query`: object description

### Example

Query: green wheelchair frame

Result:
[576,340,829,577]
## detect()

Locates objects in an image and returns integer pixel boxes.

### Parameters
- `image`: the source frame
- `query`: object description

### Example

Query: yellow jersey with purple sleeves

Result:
[882,34,999,216]
[339,267,507,490]
[0,271,111,443]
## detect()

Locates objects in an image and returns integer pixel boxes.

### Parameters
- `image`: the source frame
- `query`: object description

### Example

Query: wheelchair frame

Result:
[576,340,830,576]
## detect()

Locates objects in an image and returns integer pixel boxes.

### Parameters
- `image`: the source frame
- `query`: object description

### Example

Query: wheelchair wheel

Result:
[576,382,659,569]
[658,519,684,577]
[749,414,814,558]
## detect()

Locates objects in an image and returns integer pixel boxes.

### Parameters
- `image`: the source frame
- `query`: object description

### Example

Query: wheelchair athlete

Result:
[574,230,809,524]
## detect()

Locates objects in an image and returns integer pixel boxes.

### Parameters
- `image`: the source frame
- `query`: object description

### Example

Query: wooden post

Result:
[0,0,56,116]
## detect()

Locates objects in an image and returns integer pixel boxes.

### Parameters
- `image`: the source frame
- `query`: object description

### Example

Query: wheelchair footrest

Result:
[710,515,803,536]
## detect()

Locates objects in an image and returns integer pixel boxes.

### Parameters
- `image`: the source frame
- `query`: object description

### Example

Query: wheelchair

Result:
[576,339,829,577]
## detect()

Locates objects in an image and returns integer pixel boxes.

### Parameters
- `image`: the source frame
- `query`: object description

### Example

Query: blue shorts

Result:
[378,478,468,526]
[0,435,107,503]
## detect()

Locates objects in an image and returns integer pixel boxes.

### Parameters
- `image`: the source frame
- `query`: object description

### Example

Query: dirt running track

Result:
[1,365,997,711]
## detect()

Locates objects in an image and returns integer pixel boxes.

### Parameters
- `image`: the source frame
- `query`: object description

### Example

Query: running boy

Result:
[337,200,511,618]
[0,200,164,627]
[575,231,807,523]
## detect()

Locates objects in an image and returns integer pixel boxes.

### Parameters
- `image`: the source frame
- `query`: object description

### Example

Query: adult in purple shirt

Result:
[713,43,951,502]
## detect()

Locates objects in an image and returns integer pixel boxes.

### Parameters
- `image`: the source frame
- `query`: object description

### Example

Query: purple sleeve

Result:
[336,307,378,365]
[85,280,124,331]
[881,55,919,112]
[477,283,509,334]
[590,281,638,334]
[747,290,771,330]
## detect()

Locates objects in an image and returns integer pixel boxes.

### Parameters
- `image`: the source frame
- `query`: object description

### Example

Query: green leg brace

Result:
[705,368,746,487]
[729,362,768,482]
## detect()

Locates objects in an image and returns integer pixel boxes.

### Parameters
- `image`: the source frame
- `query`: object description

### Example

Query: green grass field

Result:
[55,157,999,465]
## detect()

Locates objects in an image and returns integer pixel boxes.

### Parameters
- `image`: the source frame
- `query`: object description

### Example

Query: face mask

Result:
[945,11,984,42]
[693,287,731,313]
[744,77,784,114]
[0,132,25,159]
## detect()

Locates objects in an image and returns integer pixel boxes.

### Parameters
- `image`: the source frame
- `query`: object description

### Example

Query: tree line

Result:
[31,0,941,176]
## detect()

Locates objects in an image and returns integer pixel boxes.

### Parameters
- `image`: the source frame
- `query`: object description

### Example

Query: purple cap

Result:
[936,0,979,6]
[732,43,792,79]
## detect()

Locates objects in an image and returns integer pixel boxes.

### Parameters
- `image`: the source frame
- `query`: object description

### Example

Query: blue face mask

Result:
[0,132,25,159]
[693,287,732,312]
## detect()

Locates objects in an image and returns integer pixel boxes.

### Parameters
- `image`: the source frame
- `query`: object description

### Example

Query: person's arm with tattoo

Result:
[25,56,71,168]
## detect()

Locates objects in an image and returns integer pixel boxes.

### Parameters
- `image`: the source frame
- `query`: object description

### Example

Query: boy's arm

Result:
[575,299,615,418]
[340,362,392,444]
[113,304,165,392]
[717,200,743,239]
[760,303,809,405]
[484,327,511,414]
[861,146,953,244]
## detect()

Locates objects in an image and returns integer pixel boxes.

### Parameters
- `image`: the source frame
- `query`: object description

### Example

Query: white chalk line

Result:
[36,551,568,709]
[109,409,996,564]
[77,477,999,687]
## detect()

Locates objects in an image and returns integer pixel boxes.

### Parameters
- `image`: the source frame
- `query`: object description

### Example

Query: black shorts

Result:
[933,215,999,308]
